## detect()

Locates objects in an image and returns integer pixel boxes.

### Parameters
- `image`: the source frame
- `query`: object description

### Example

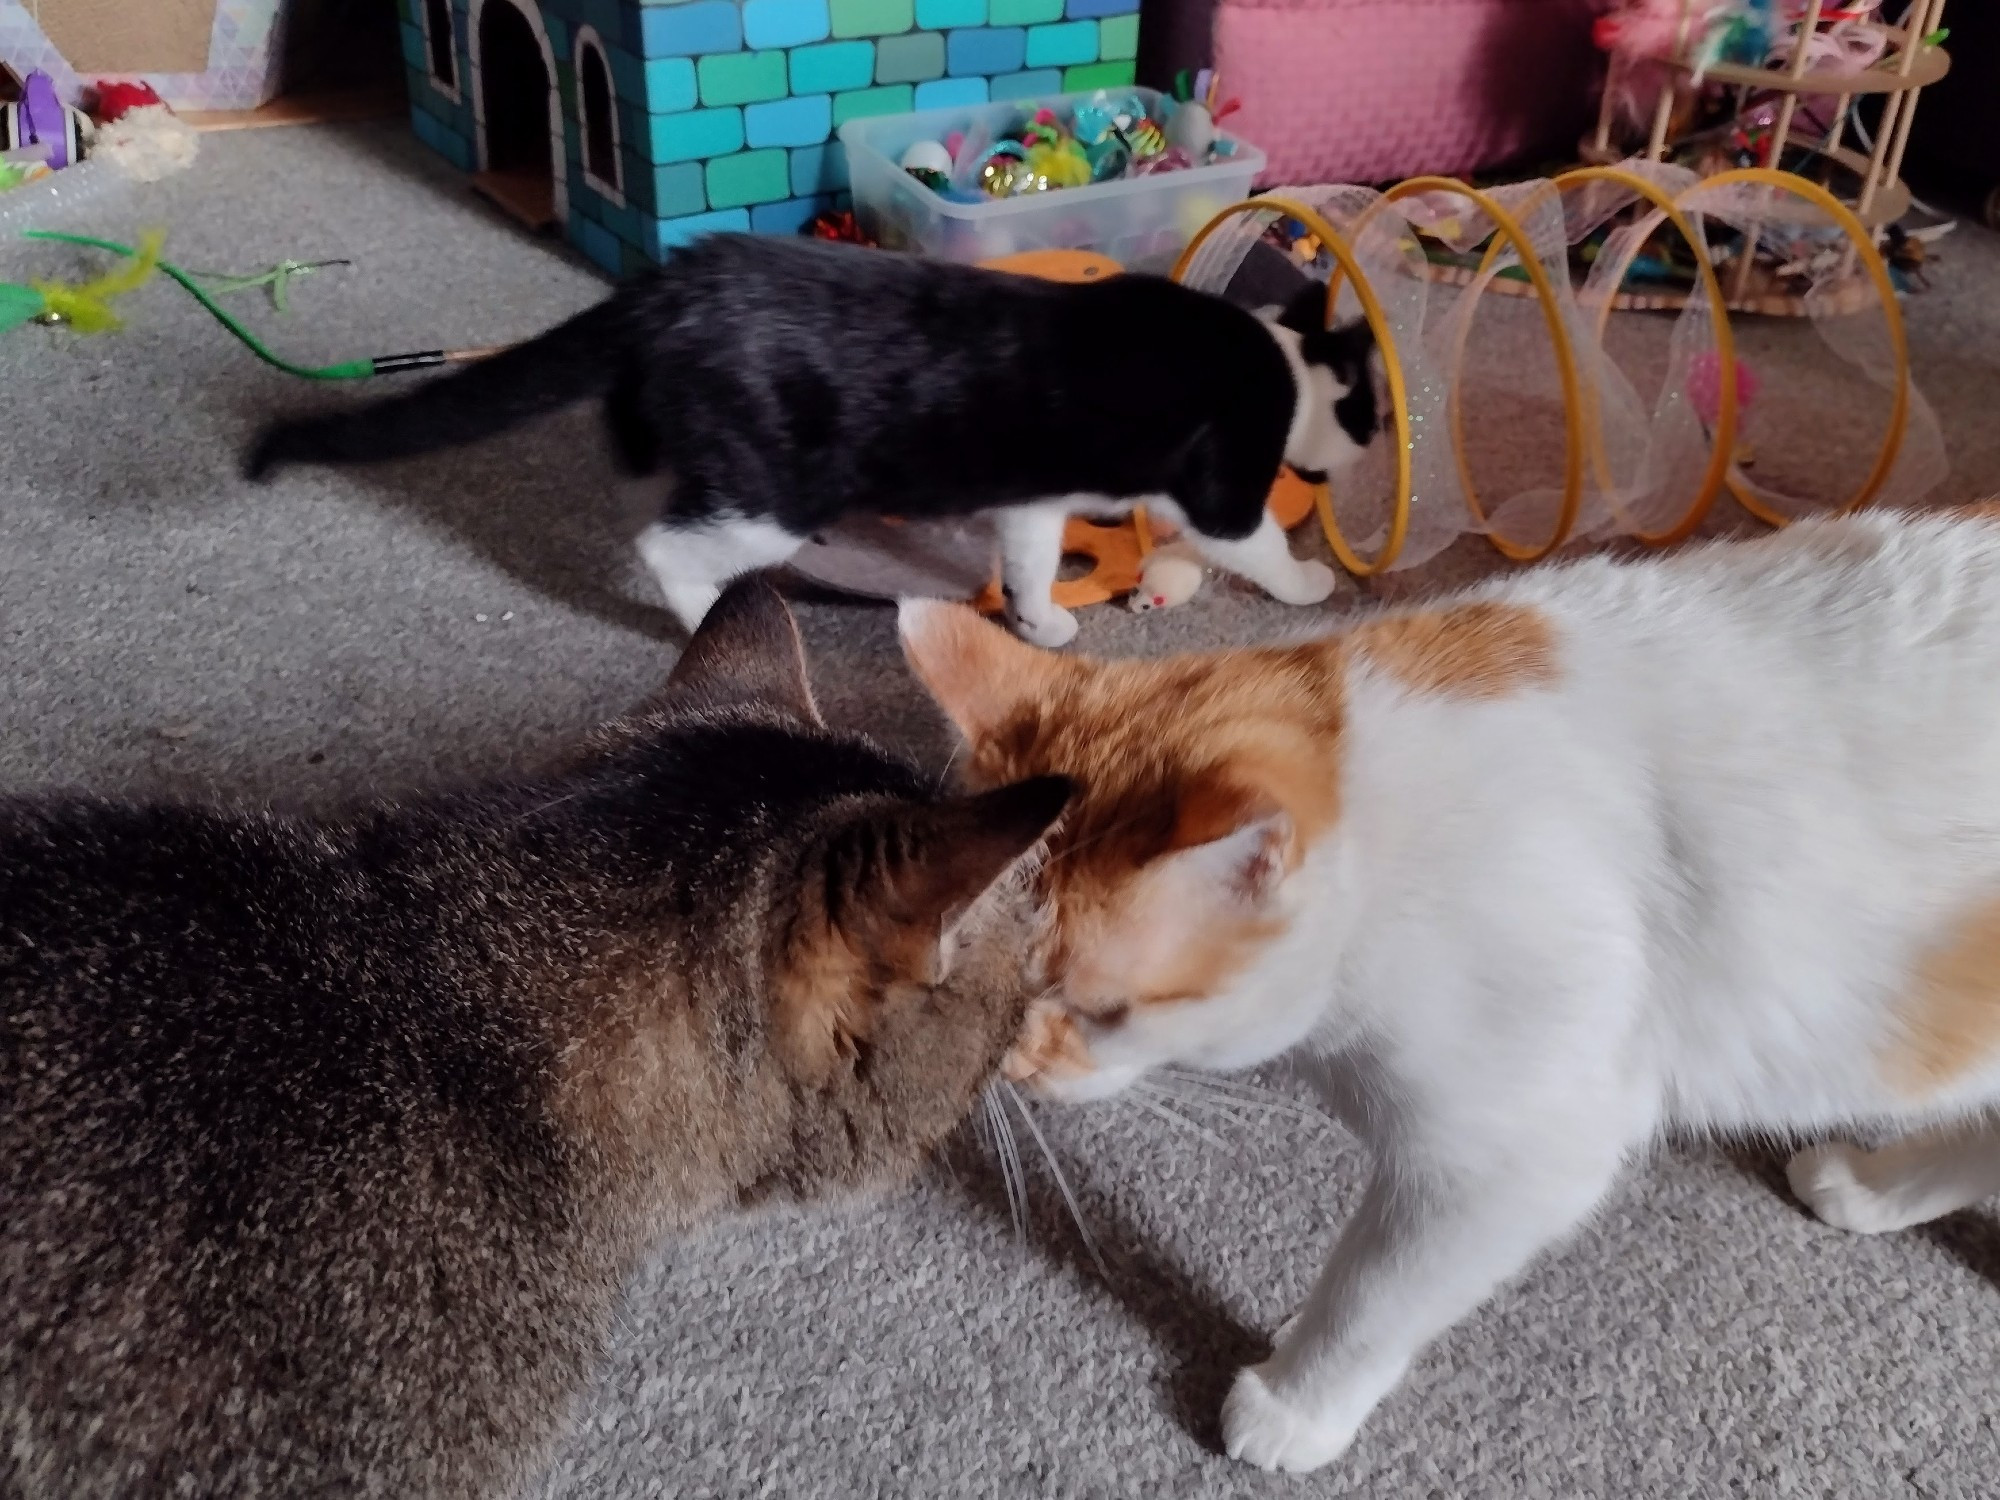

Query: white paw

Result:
[1007,604,1079,649]
[1787,1143,1904,1234]
[660,585,721,636]
[1221,1364,1356,1474]
[1266,560,1337,607]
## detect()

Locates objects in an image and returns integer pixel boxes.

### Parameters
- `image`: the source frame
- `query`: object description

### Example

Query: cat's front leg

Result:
[638,515,805,634]
[995,504,1078,648]
[1789,1120,2000,1233]
[1222,1127,1629,1472]
[1184,511,1336,608]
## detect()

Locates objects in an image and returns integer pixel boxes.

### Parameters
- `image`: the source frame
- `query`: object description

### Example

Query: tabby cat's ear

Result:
[844,776,1074,977]
[897,599,1065,744]
[661,574,822,723]
[778,776,1073,1068]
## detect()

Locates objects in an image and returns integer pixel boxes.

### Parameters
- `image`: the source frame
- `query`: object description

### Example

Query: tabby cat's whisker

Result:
[1003,1082,1108,1279]
[983,1087,1028,1238]
[510,788,587,824]
[934,739,964,793]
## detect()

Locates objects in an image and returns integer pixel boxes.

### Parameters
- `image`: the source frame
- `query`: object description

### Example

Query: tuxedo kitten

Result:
[1,579,1069,1499]
[246,234,1376,647]
[898,506,2000,1473]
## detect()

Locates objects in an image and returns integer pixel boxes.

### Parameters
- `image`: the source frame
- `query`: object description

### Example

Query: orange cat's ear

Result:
[1163,776,1293,905]
[897,599,1064,743]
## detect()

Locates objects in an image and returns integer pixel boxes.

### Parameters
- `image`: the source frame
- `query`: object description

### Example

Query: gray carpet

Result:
[4,122,1998,1498]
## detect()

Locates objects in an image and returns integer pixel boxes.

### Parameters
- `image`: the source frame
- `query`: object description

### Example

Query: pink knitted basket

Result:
[1216,0,1613,187]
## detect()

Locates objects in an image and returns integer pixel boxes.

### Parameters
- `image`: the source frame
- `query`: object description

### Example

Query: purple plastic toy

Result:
[5,71,80,169]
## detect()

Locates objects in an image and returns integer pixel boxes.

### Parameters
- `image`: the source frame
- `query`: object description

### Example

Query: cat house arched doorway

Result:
[468,0,567,231]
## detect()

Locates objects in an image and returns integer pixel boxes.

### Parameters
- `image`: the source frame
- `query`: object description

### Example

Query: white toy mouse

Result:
[1127,541,1205,612]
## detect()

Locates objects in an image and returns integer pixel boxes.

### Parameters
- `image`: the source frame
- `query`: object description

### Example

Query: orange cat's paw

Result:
[1222,1365,1356,1473]
[1787,1143,1905,1234]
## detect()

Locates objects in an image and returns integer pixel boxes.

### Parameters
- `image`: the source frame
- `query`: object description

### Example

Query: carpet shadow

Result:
[938,1109,1265,1453]
[243,396,683,639]
[1916,1208,2000,1291]
[1721,1141,1818,1220]
[1727,1140,2000,1289]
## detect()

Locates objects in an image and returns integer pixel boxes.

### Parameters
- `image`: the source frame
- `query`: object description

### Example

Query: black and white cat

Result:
[248,234,1376,646]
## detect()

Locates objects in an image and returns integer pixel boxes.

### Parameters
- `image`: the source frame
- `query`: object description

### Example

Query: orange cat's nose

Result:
[1000,1047,1041,1083]
[1004,998,1090,1085]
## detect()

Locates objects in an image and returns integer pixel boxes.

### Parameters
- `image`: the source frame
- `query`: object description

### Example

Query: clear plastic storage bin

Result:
[838,88,1265,271]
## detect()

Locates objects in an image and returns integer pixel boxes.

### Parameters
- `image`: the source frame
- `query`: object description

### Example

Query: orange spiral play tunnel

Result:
[1168,163,1933,576]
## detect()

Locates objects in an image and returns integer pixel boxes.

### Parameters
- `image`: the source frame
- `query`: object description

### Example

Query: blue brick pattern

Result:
[410,106,474,171]
[947,26,1024,75]
[569,214,625,274]
[745,93,834,147]
[743,0,832,46]
[606,44,647,98]
[751,193,841,233]
[913,75,987,109]
[644,56,698,111]
[987,66,1061,99]
[1023,18,1094,65]
[403,0,1130,270]
[639,1,742,57]
[788,140,851,195]
[654,160,711,217]
[917,0,985,24]
[789,39,876,93]
[650,207,755,253]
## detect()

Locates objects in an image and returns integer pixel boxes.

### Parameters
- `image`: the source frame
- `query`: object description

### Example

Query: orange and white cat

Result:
[898,507,2000,1473]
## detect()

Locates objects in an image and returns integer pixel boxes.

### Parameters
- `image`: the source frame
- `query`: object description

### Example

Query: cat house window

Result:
[575,29,623,205]
[423,0,459,99]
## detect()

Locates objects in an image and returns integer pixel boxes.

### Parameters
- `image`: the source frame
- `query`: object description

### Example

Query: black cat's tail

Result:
[244,298,629,480]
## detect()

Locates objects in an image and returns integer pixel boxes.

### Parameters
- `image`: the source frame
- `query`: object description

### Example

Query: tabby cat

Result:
[1,579,1069,1498]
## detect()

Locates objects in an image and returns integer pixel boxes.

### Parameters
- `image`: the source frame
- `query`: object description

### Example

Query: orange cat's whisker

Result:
[1159,1067,1333,1128]
[1123,1085,1228,1150]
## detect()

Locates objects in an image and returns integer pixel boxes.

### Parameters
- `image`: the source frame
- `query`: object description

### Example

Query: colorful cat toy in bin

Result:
[896,83,1241,208]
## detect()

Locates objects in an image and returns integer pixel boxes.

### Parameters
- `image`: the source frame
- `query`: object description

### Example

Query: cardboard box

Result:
[38,0,217,75]
[0,0,288,110]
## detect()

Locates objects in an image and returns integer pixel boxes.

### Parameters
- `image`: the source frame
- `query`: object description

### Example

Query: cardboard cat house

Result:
[0,0,289,110]
[399,0,1141,278]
